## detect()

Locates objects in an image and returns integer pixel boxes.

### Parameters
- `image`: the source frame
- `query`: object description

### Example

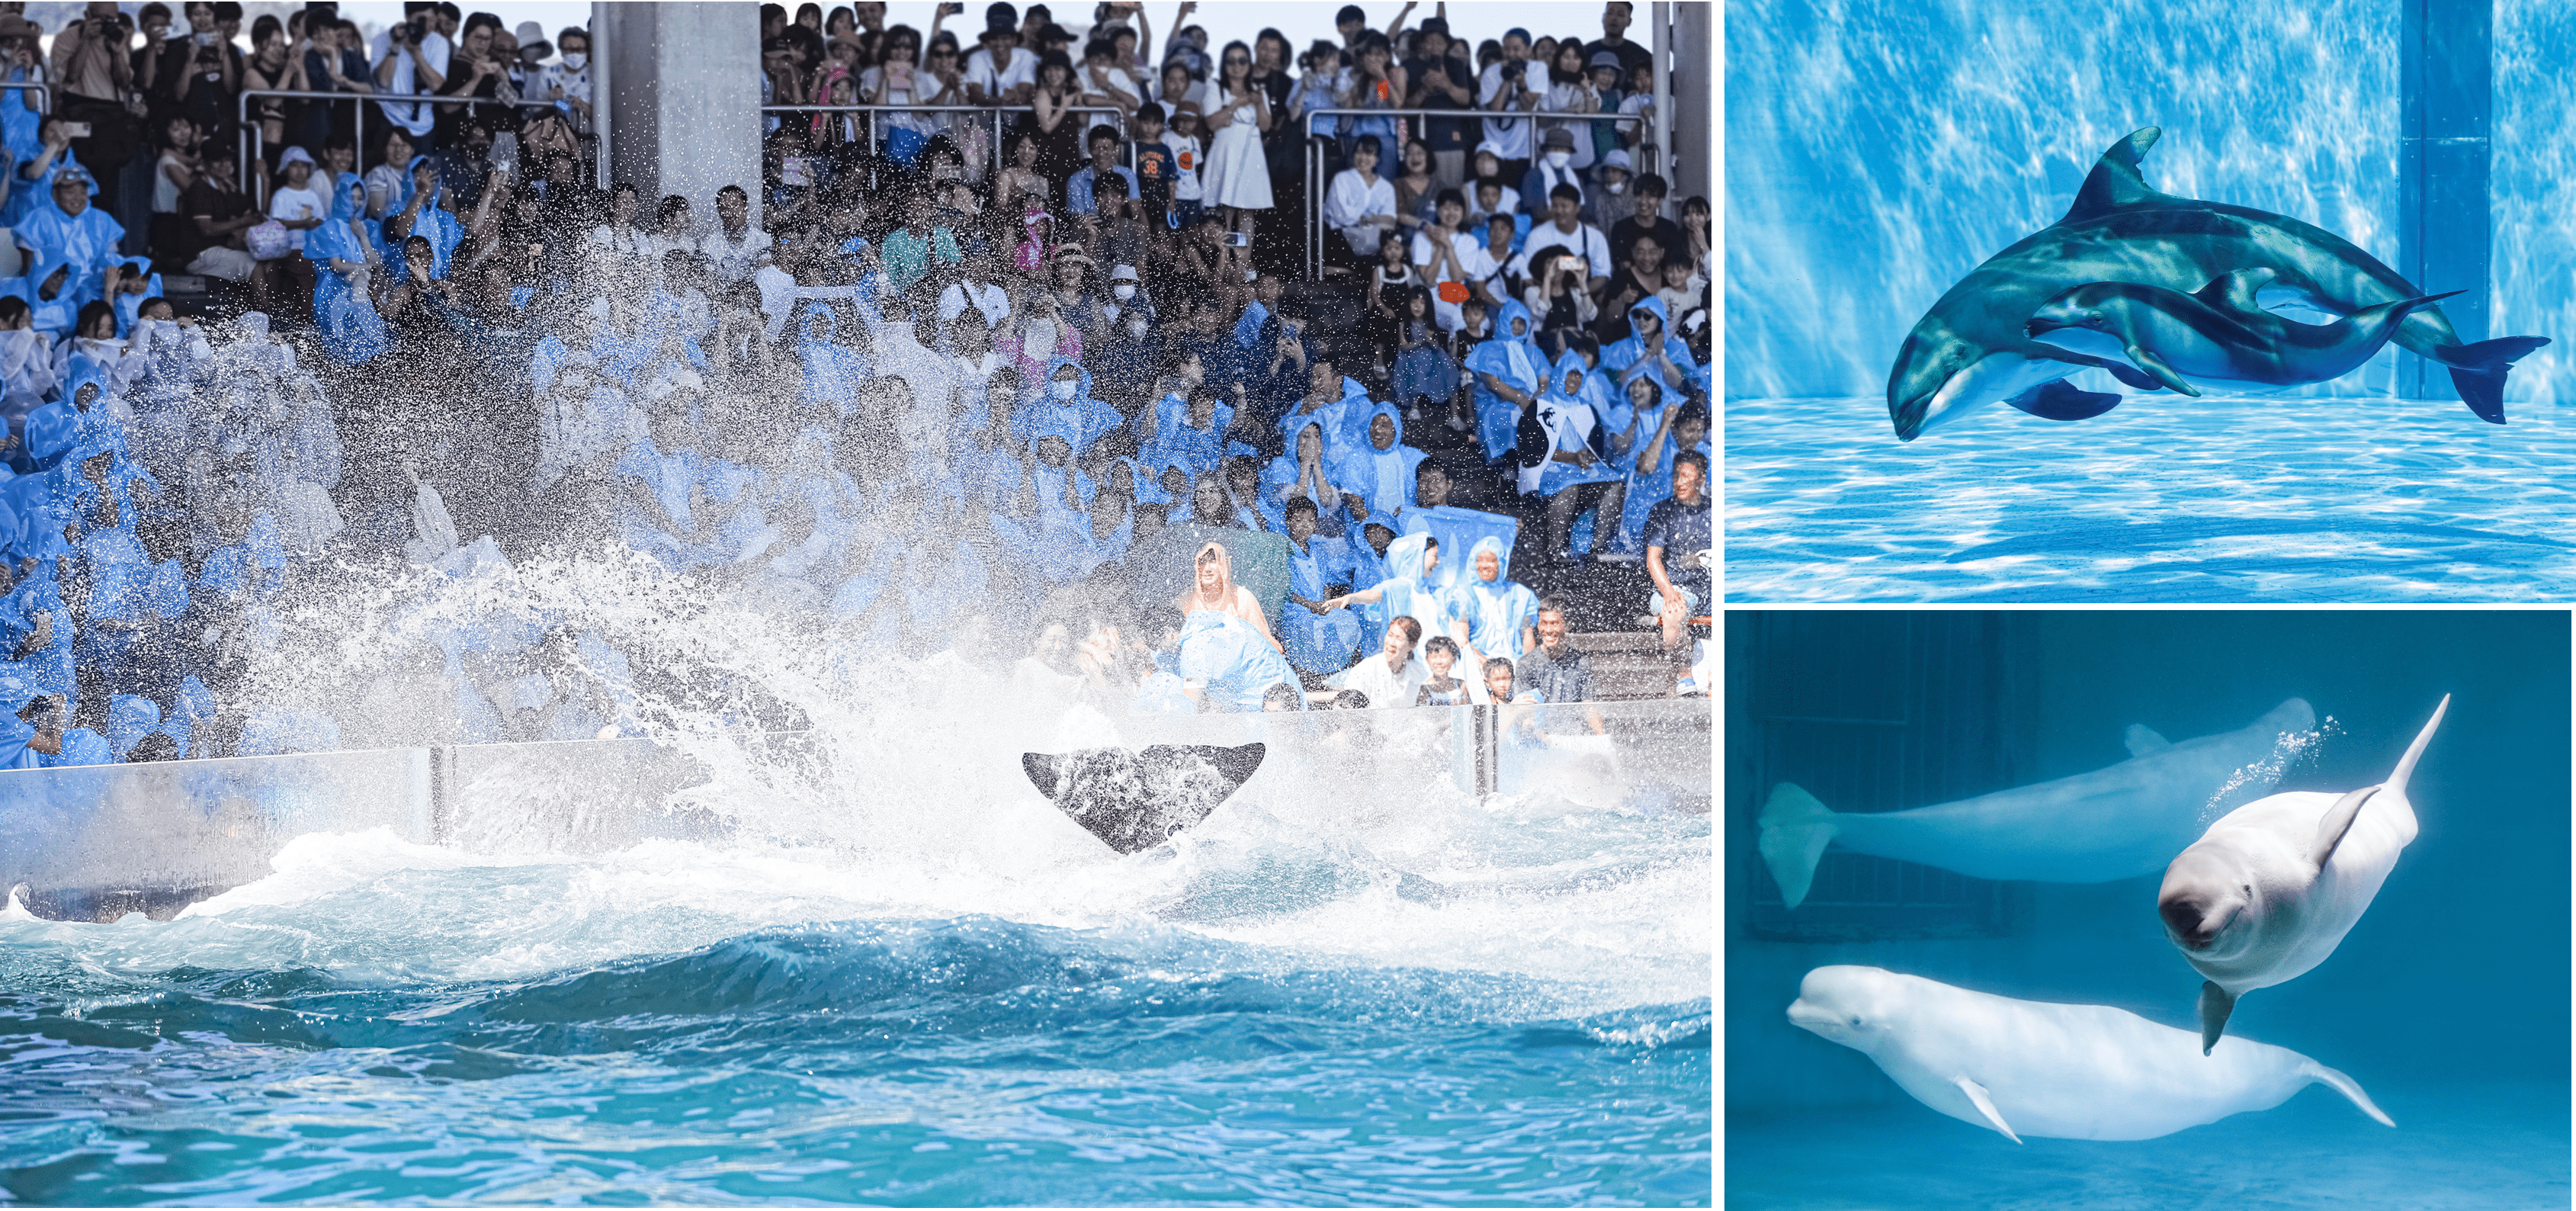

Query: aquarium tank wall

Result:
[1726,0,2571,406]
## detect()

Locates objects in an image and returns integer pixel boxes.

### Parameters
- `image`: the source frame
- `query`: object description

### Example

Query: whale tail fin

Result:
[2432,336,2550,425]
[1758,783,1840,909]
[2383,694,2449,801]
[2304,1060,2397,1128]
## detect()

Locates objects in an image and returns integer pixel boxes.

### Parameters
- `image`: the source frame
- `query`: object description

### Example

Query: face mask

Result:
[1113,282,1134,300]
[1606,179,1625,194]
[1545,150,1571,169]
[562,52,585,69]
[1051,380,1078,400]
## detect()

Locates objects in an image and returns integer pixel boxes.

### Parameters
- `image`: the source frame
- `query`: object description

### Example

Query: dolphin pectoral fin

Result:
[2193,268,2278,314]
[2002,379,2123,422]
[2305,1061,2398,1128]
[1952,1077,2022,1144]
[2199,981,2238,1055]
[2096,361,2168,392]
[2123,724,2170,757]
[2124,346,2202,397]
[2308,784,2382,870]
[1757,783,1839,910]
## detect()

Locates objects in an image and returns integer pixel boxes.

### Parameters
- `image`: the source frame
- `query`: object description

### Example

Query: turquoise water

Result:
[0,775,1711,1204]
[1725,393,2576,601]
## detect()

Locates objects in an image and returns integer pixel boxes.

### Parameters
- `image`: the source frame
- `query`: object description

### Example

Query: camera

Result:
[1501,60,1525,83]
[389,21,415,44]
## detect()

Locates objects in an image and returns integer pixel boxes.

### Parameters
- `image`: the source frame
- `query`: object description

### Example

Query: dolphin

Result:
[1788,965,2395,1142]
[1759,699,2312,909]
[2026,270,2464,397]
[1022,743,1265,855]
[2159,696,2443,1055]
[1887,127,2550,440]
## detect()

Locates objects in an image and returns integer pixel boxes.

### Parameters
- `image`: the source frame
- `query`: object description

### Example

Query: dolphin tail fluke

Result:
[2383,694,2449,799]
[2304,1060,2397,1128]
[1757,783,1840,909]
[2434,337,2549,426]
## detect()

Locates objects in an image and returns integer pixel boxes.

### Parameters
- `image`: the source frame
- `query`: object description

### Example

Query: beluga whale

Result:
[1022,744,1265,854]
[1788,965,2395,1142]
[1759,699,2312,908]
[2026,271,2463,397]
[2159,696,2445,1054]
[1887,127,2549,440]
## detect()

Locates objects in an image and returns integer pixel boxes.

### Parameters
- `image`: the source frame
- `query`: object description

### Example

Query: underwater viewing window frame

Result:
[1732,612,2034,942]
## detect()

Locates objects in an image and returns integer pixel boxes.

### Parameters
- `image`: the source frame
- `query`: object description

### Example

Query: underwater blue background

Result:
[1724,610,2571,1208]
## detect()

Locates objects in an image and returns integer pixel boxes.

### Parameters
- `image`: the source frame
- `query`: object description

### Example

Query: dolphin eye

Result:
[2085,312,2106,327]
[1849,1015,1863,1027]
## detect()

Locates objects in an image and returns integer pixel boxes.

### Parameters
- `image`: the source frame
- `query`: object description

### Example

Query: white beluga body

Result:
[1759,699,2313,908]
[2160,696,2446,1052]
[1786,965,2395,1142]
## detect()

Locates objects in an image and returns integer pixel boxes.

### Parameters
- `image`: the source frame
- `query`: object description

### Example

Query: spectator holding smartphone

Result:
[373,3,451,150]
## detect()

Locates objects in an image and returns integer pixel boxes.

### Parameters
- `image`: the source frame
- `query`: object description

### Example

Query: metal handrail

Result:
[1299,106,1654,281]
[758,102,1133,193]
[237,88,522,208]
[0,80,49,113]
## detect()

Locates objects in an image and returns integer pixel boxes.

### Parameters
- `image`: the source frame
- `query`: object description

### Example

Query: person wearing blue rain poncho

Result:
[1139,386,1255,487]
[615,397,720,570]
[0,698,50,770]
[0,557,73,706]
[793,300,869,410]
[992,434,1100,586]
[1259,417,1342,534]
[1326,400,1428,517]
[13,168,124,311]
[306,171,391,365]
[1015,358,1122,458]
[1174,607,1304,713]
[1278,497,1363,676]
[1321,529,1458,661]
[104,694,161,761]
[6,245,85,339]
[0,114,82,230]
[1273,354,1375,455]
[1445,535,1539,664]
[380,156,464,279]
[103,258,162,337]
[762,429,866,586]
[1606,377,1706,554]
[1466,298,1545,462]
[39,725,114,767]
[1520,350,1628,562]
[0,299,62,419]
[1599,294,1698,397]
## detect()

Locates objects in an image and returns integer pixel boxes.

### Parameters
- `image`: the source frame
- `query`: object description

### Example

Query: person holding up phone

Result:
[373,4,450,146]
[50,2,140,191]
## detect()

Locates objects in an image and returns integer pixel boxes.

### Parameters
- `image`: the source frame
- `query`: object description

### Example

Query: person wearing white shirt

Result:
[964,20,1035,105]
[1322,137,1397,262]
[1330,615,1429,710]
[541,27,592,127]
[1475,29,1540,177]
[265,148,327,253]
[696,185,772,284]
[1512,185,1611,293]
[1409,190,1499,333]
[371,10,451,140]
[940,275,1009,329]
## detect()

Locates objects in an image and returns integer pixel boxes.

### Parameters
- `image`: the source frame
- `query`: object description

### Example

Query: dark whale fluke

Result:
[1022,743,1266,854]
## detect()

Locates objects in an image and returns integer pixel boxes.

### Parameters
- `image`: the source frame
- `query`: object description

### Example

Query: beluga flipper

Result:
[1022,744,1265,854]
[1886,126,2549,439]
[2160,696,2446,1054]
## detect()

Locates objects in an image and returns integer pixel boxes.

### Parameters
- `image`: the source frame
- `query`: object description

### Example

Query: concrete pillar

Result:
[2396,0,2491,400]
[1670,2,1712,207]
[598,2,762,230]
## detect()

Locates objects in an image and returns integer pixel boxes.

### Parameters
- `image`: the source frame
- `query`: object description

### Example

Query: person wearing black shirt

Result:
[1402,18,1474,193]
[1608,172,1683,268]
[1643,448,1708,654]
[177,149,259,280]
[1583,1,1654,82]
[1593,232,1667,344]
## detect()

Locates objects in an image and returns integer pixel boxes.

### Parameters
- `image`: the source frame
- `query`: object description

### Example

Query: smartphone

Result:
[1224,230,1249,247]
[62,121,90,139]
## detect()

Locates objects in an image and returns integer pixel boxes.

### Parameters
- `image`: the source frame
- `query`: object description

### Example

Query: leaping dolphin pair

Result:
[1887,127,2549,440]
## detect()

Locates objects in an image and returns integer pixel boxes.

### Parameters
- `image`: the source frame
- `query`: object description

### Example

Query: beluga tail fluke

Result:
[1887,127,2550,441]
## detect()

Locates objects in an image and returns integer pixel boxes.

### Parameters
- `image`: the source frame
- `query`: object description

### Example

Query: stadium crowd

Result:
[0,0,1706,768]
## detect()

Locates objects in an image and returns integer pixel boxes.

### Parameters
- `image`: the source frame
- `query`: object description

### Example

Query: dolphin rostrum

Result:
[2027,270,2463,397]
[1022,743,1265,855]
[2159,696,2444,1055]
[1760,699,2313,909]
[1887,127,2549,440]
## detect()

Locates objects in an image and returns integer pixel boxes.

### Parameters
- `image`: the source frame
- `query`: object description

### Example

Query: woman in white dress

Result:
[1197,40,1274,246]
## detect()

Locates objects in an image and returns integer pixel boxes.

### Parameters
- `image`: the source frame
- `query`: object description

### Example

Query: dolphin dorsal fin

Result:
[2193,268,2277,314]
[2061,127,2171,223]
[2308,784,2381,869]
[2124,725,2170,757]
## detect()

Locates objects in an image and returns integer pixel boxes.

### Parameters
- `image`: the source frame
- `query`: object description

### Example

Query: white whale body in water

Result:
[2160,695,2444,1053]
[1787,965,2394,1142]
[1759,698,2314,907]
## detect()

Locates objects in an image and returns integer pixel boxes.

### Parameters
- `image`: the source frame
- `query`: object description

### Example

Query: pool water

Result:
[1724,393,2576,601]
